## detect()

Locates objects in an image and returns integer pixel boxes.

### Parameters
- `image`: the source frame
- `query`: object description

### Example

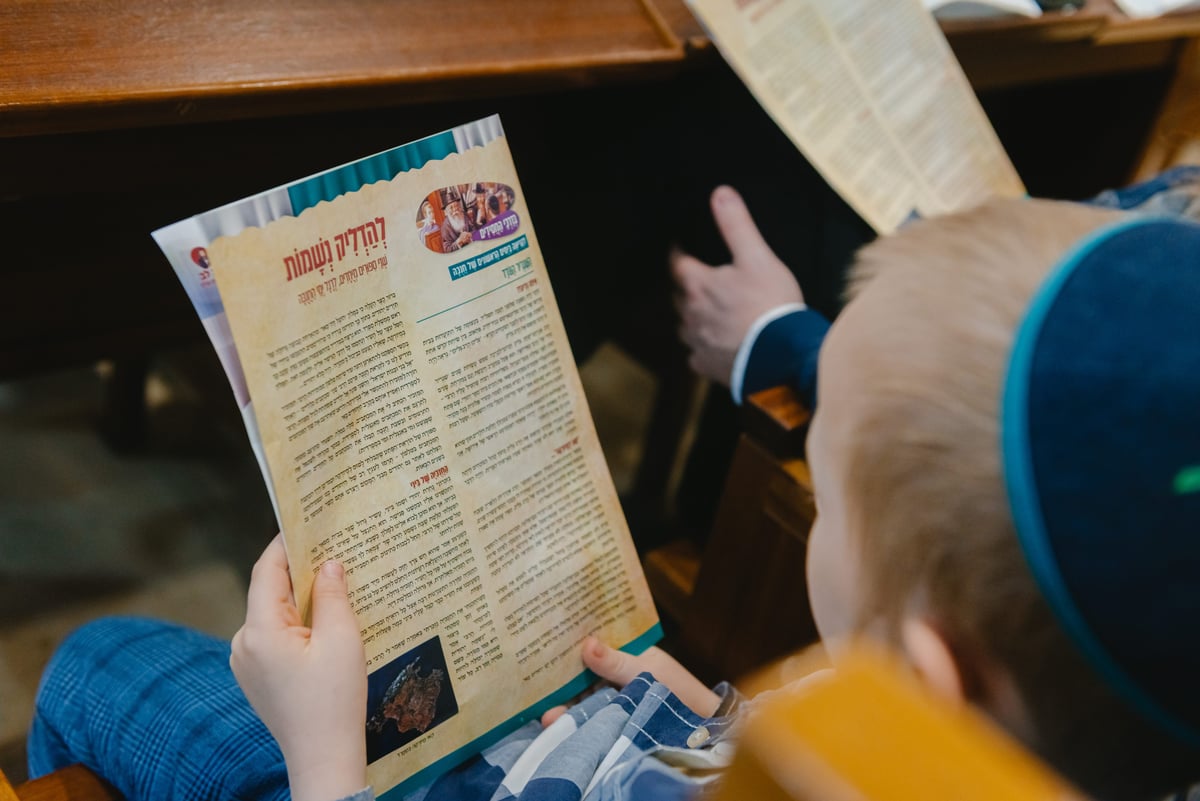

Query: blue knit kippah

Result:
[1002,216,1200,745]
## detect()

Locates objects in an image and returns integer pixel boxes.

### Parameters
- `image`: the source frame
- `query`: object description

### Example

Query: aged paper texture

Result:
[163,121,660,796]
[687,0,1026,232]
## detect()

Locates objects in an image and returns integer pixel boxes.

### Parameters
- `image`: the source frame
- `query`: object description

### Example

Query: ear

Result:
[900,617,967,706]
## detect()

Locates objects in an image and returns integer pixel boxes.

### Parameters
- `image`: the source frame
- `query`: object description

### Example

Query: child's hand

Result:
[540,636,721,726]
[230,534,368,801]
[671,185,804,388]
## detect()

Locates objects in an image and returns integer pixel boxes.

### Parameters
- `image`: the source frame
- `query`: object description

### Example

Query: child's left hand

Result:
[540,636,721,726]
[231,534,368,801]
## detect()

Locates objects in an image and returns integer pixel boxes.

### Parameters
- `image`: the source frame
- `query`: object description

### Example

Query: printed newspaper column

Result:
[685,0,1025,233]
[205,135,660,797]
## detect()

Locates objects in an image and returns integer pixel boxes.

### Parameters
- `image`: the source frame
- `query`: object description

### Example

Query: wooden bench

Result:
[644,384,819,685]
[1,765,120,801]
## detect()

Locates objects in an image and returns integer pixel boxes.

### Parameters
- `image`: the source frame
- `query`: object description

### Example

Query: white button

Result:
[686,726,710,748]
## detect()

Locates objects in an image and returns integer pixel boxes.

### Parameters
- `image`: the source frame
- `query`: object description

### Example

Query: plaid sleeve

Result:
[334,790,375,801]
[28,617,291,801]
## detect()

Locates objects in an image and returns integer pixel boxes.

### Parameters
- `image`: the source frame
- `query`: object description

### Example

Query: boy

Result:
[29,188,1200,801]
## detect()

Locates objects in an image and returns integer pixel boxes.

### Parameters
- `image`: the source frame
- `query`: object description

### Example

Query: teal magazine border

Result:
[288,131,458,213]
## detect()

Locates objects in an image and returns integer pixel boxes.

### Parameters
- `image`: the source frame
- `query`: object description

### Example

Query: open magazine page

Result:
[153,220,284,522]
[686,0,1026,233]
[151,120,498,523]
[154,116,661,797]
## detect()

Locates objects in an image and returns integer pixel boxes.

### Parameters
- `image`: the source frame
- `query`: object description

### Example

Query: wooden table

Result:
[943,0,1200,89]
[5,0,1193,134]
[0,0,1197,398]
[938,1,1200,185]
[0,0,714,382]
[0,0,701,137]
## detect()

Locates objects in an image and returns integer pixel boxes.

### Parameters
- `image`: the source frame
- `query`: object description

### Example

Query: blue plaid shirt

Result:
[341,674,744,801]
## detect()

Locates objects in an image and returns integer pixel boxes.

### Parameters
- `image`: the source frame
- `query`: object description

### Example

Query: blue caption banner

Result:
[447,235,529,281]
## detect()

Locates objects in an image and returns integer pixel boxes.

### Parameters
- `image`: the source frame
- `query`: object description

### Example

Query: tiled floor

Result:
[0,341,657,784]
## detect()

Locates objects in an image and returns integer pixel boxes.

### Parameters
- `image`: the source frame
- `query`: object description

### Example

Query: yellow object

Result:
[713,644,1086,801]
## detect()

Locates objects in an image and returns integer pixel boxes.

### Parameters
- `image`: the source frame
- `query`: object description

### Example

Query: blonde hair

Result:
[837,197,1197,800]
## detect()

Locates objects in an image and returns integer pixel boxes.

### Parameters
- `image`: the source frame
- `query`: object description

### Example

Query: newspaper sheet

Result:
[1111,0,1200,17]
[152,115,661,798]
[925,0,1041,19]
[686,0,1026,233]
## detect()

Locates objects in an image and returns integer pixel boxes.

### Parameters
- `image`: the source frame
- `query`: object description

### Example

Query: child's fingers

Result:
[244,534,299,628]
[581,636,641,687]
[540,705,567,727]
[310,560,357,641]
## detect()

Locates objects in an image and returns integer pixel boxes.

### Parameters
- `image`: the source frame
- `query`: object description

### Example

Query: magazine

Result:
[152,115,661,798]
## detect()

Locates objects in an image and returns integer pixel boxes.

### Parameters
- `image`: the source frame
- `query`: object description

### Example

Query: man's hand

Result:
[230,535,368,801]
[671,185,804,387]
[541,636,721,726]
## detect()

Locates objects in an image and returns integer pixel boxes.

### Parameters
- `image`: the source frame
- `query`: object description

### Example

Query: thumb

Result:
[582,637,639,687]
[310,560,356,635]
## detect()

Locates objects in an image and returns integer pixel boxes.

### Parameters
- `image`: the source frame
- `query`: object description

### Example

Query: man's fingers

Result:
[245,534,299,627]
[710,185,776,268]
[671,252,726,326]
[669,248,716,295]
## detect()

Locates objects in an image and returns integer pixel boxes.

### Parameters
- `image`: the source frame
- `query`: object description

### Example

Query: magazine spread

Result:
[686,0,1027,233]
[152,115,661,798]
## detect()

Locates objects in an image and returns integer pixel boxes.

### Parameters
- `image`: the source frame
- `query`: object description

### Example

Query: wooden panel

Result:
[679,434,818,683]
[1091,0,1200,44]
[941,0,1200,89]
[0,0,685,135]
[742,385,811,459]
[940,5,1108,42]
[643,385,816,683]
[1,767,20,801]
[1131,38,1200,180]
[643,538,702,625]
[952,36,1179,90]
[3,765,121,801]
[712,648,1079,801]
[648,0,711,51]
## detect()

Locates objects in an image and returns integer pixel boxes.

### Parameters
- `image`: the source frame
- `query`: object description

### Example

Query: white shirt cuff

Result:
[730,302,807,405]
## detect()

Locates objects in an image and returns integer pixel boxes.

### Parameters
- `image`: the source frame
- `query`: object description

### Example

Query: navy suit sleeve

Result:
[743,308,830,410]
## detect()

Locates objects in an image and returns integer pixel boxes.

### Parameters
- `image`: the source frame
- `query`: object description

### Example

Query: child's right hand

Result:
[230,534,368,801]
[540,636,721,726]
